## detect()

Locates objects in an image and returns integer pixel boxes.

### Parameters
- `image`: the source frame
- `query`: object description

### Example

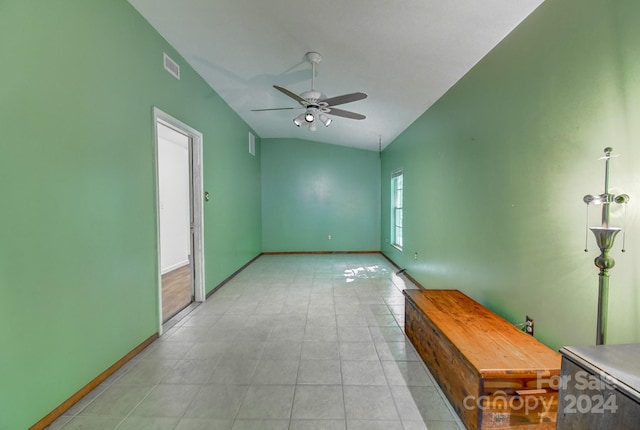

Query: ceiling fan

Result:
[252,52,367,131]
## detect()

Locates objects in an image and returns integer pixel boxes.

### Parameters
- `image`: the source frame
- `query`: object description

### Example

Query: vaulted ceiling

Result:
[129,0,544,151]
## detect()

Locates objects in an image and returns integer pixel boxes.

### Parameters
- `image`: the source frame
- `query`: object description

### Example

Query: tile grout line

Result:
[52,254,462,430]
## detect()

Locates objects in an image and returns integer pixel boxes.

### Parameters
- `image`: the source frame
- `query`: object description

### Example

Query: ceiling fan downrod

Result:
[306,52,322,92]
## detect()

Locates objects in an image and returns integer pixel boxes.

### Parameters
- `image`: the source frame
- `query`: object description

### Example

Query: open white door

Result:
[153,108,205,335]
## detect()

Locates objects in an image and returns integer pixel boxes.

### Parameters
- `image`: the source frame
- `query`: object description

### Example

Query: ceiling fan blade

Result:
[327,107,366,120]
[251,107,296,112]
[273,85,307,105]
[322,92,367,107]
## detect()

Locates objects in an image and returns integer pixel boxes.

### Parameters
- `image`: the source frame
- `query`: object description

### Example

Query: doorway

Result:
[153,108,205,333]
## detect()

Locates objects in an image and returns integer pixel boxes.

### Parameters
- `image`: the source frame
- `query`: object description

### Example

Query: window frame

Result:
[390,170,403,250]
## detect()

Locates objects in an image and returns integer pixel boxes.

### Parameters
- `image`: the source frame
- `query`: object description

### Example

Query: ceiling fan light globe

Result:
[319,113,332,127]
[309,123,317,132]
[305,112,315,123]
[293,113,306,127]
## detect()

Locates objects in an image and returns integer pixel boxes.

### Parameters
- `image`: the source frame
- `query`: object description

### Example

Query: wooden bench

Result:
[403,289,561,430]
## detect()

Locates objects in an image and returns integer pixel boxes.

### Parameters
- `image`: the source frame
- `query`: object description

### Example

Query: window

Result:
[391,170,403,249]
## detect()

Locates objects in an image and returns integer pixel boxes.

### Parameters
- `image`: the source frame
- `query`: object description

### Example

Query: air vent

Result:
[163,53,180,80]
[248,132,256,156]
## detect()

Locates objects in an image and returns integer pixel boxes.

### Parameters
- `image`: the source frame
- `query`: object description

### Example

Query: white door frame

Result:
[153,107,205,335]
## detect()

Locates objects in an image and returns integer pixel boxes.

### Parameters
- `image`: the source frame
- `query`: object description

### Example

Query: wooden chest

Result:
[403,289,561,430]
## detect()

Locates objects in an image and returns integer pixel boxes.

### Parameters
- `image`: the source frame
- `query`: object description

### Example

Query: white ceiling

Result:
[129,0,544,151]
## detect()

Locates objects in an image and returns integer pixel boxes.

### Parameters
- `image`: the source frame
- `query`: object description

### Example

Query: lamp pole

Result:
[584,147,628,345]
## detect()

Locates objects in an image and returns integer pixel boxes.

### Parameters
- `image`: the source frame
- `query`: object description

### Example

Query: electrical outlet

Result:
[414,252,418,260]
[328,234,332,240]
[525,315,534,336]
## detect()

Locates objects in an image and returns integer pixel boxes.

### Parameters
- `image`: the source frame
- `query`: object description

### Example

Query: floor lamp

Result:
[583,147,629,345]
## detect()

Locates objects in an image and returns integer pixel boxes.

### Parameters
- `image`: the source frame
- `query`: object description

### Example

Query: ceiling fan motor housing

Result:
[300,90,325,104]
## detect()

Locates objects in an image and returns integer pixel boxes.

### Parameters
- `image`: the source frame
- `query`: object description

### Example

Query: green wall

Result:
[381,0,640,351]
[0,2,261,429]
[262,138,380,252]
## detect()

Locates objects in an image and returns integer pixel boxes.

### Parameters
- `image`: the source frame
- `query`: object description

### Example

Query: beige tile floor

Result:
[47,253,465,430]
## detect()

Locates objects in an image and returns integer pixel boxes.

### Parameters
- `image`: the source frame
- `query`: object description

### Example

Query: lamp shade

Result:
[293,113,306,126]
[319,113,332,127]
[305,109,315,123]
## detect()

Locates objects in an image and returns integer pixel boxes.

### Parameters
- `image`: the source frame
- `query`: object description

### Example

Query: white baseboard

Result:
[161,259,189,275]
